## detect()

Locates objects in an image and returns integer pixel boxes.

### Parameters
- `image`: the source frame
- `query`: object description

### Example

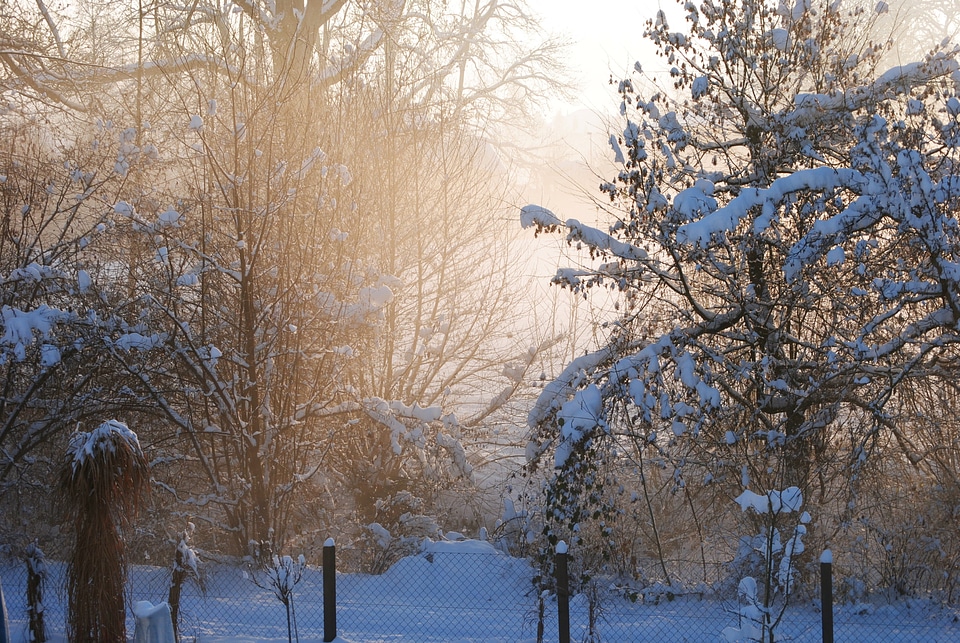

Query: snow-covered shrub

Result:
[24,541,47,643]
[168,523,203,642]
[722,577,766,643]
[248,553,306,643]
[723,488,810,642]
[491,495,537,557]
[356,492,441,574]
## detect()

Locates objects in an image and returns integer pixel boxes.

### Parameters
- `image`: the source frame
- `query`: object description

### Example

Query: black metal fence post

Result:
[323,538,337,643]
[821,549,834,643]
[556,541,570,643]
[0,576,9,643]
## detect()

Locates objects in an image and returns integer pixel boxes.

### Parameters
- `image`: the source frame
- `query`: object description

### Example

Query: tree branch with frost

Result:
[527,323,729,459]
[146,298,241,421]
[0,52,87,111]
[0,348,95,480]
[855,308,959,362]
[1,50,251,110]
[34,0,65,59]
[358,397,472,479]
[316,28,384,87]
[465,334,564,427]
[401,0,499,107]
[85,55,247,86]
[102,338,224,493]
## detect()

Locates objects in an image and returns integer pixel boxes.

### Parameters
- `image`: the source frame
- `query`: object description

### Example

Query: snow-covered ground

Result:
[2,538,959,642]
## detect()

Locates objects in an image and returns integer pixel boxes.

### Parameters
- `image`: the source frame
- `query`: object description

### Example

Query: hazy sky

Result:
[527,0,659,113]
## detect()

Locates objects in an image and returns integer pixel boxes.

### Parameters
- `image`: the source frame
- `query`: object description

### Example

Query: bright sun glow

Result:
[526,0,658,113]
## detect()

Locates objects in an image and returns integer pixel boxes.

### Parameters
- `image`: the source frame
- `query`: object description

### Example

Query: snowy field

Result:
[2,539,960,642]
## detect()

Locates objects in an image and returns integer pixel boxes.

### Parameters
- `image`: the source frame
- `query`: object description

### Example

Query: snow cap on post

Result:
[821,549,833,564]
[324,538,335,548]
[556,540,568,554]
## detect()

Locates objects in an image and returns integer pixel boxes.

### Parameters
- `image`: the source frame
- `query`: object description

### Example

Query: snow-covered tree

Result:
[285,0,569,537]
[724,487,810,641]
[91,49,380,554]
[332,106,566,536]
[0,121,147,544]
[521,0,960,579]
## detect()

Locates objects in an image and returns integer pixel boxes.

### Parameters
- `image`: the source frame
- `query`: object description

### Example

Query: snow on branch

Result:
[788,54,960,126]
[521,204,648,262]
[527,318,739,466]
[552,383,605,467]
[363,398,428,455]
[566,218,649,261]
[361,397,471,478]
[5,54,249,110]
[318,28,384,88]
[735,487,803,514]
[526,344,618,432]
[520,204,562,229]
[676,167,869,247]
[0,304,72,364]
[854,307,957,362]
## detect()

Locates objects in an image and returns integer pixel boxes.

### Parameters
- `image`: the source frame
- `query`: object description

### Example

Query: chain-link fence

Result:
[336,547,534,641]
[2,546,960,642]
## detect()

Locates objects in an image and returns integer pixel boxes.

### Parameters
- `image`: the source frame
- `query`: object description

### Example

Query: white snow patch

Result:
[40,344,61,367]
[555,384,603,467]
[692,75,709,99]
[158,207,183,228]
[77,270,92,293]
[113,332,164,351]
[735,487,803,514]
[826,245,845,266]
[520,204,562,229]
[67,419,142,472]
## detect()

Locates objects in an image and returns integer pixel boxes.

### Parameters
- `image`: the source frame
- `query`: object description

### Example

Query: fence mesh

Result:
[2,547,960,642]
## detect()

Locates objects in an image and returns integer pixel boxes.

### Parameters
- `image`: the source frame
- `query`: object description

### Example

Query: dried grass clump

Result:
[59,420,149,643]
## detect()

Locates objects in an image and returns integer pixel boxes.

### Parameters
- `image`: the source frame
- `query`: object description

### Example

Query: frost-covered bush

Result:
[248,553,306,643]
[356,492,441,574]
[723,488,810,642]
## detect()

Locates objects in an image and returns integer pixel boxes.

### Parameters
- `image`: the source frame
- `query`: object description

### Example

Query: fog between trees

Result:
[0,0,570,562]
